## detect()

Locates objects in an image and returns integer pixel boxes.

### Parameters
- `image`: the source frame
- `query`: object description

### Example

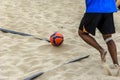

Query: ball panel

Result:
[55,37,63,46]
[50,36,55,45]
[55,32,63,37]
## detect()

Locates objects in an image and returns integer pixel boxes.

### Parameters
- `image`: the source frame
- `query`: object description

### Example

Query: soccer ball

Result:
[50,32,64,46]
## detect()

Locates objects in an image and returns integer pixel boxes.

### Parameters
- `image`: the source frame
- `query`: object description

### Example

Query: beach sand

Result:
[0,0,120,80]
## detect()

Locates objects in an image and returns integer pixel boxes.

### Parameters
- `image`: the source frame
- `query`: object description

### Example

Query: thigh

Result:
[102,34,112,40]
[97,13,115,35]
[79,13,102,36]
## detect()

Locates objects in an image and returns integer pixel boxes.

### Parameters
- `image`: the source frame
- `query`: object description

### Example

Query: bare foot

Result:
[100,50,107,63]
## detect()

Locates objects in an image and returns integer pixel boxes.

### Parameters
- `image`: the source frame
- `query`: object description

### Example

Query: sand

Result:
[0,0,120,80]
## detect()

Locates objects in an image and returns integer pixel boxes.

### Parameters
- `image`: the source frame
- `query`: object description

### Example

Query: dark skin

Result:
[103,34,119,65]
[78,29,119,65]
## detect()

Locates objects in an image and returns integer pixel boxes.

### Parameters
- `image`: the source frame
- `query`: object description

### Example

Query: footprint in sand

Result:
[102,63,120,77]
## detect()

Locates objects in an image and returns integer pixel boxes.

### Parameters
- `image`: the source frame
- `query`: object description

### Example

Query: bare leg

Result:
[78,30,107,62]
[102,34,119,65]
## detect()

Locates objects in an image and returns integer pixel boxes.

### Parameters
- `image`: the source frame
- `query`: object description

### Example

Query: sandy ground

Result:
[0,0,120,80]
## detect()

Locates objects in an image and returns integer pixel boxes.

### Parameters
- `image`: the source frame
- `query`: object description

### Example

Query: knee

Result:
[78,30,82,36]
[103,34,113,43]
[78,29,89,37]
